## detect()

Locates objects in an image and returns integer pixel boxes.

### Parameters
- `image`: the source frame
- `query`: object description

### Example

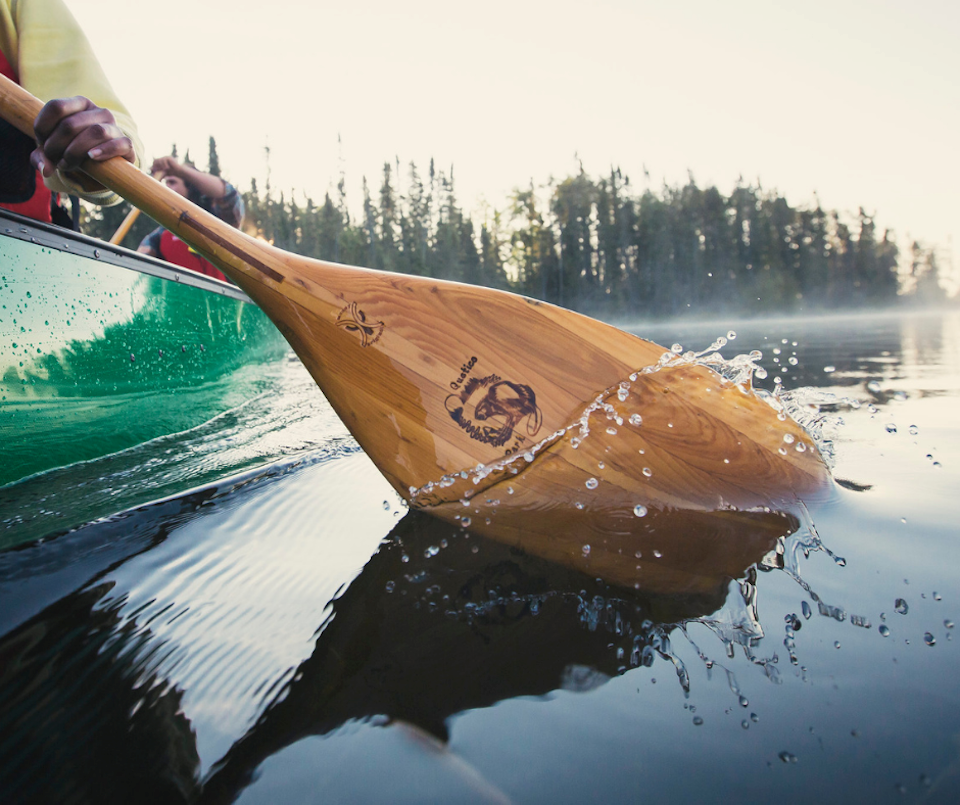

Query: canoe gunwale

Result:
[0,208,252,303]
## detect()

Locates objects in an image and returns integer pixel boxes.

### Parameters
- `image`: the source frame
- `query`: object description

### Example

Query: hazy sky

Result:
[68,0,957,284]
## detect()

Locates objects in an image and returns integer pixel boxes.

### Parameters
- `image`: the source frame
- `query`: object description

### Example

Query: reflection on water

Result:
[1,311,959,803]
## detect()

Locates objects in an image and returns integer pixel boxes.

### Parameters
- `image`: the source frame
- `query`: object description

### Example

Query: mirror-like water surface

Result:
[1,310,958,804]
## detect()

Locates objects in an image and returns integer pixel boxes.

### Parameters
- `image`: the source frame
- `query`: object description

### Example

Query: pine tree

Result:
[208,136,221,177]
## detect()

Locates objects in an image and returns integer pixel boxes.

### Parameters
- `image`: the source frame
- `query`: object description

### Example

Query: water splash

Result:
[410,332,847,506]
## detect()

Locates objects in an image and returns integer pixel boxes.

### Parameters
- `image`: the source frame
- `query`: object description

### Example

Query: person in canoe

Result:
[0,0,143,227]
[136,156,244,283]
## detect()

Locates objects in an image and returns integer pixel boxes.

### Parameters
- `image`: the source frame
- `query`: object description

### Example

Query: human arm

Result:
[4,0,143,204]
[151,155,245,229]
[151,156,228,200]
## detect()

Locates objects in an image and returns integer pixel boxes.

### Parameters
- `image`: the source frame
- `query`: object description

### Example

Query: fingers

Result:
[32,96,135,176]
[149,155,180,178]
[32,96,92,141]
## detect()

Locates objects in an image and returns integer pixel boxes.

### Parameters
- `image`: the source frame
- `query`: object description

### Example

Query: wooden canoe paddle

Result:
[108,205,140,244]
[0,75,832,524]
[108,170,163,245]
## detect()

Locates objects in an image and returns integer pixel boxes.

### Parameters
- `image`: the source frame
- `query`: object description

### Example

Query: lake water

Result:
[1,309,958,804]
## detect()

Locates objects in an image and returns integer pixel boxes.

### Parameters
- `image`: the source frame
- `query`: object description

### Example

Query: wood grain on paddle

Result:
[0,75,832,522]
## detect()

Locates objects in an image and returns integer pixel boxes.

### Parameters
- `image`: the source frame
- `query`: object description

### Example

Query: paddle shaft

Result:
[109,206,140,244]
[108,172,165,245]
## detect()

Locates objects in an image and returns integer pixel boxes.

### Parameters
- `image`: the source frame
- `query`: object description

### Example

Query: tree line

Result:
[83,137,950,318]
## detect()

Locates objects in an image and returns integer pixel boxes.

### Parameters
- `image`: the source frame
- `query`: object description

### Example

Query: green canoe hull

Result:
[0,211,289,535]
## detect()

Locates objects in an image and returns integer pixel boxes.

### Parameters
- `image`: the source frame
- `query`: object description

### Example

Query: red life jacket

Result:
[158,229,227,282]
[0,48,54,223]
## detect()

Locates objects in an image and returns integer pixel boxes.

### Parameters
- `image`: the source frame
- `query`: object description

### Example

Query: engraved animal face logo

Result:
[445,376,543,450]
[336,302,384,347]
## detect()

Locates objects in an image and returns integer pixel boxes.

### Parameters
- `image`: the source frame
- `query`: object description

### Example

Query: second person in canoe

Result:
[137,155,244,282]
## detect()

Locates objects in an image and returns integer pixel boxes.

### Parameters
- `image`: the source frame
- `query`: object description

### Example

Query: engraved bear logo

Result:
[473,380,543,442]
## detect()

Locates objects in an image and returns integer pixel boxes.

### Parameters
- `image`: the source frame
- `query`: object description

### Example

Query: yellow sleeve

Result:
[2,0,143,205]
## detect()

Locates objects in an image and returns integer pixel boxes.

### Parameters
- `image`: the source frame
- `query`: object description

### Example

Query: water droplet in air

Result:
[606,426,617,435]
[524,451,535,462]
[653,550,662,558]
[460,517,471,528]
[385,581,395,592]
[642,467,653,478]
[635,551,642,559]
[755,367,768,380]
[802,601,812,619]
[597,461,605,469]
[401,554,410,563]
[945,620,954,629]
[885,423,897,434]
[671,343,683,354]
[751,713,759,723]
[575,502,584,510]
[629,413,642,426]
[585,478,599,490]
[867,380,881,392]
[824,365,836,373]
[834,641,841,649]
[693,716,703,726]
[895,598,909,615]
[739,695,749,708]
[933,592,941,601]
[582,544,591,556]
[617,387,629,401]
[425,545,440,558]
[727,330,736,340]
[383,500,390,510]
[633,504,648,517]
[924,633,936,646]
[570,437,581,449]
[788,357,798,365]
[909,425,919,435]
[783,433,795,444]
[879,624,891,637]
[778,751,797,764]
[796,442,807,453]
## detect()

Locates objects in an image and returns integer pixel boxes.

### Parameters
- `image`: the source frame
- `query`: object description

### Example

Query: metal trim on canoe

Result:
[0,208,253,303]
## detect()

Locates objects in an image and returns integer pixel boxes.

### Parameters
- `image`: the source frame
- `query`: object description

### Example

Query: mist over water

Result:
[1,310,958,803]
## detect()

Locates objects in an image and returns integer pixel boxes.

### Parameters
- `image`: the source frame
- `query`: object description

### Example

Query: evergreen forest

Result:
[82,137,951,320]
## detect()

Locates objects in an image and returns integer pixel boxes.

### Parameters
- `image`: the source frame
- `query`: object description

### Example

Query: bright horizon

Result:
[67,0,957,291]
